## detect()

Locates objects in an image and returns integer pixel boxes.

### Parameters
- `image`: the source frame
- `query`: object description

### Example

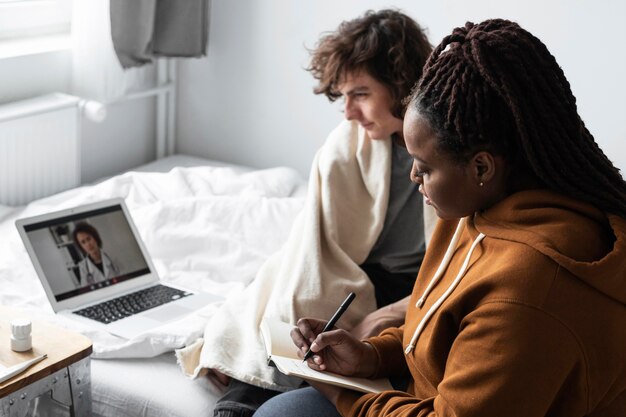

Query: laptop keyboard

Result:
[74,284,192,324]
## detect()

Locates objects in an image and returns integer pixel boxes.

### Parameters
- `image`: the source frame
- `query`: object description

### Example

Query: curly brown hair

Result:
[307,9,431,118]
[408,19,626,217]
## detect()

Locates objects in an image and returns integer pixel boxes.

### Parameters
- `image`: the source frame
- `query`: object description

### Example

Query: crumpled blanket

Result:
[177,120,399,391]
[0,164,306,359]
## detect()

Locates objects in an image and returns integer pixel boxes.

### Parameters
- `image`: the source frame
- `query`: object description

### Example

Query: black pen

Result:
[302,292,356,362]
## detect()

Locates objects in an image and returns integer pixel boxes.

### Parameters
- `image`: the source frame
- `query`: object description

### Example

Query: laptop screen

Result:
[21,204,151,302]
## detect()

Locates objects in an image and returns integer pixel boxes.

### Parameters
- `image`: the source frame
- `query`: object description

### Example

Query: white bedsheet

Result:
[0,164,306,359]
[91,352,219,417]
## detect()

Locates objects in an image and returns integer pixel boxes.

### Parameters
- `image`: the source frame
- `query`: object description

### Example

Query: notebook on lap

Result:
[15,198,222,339]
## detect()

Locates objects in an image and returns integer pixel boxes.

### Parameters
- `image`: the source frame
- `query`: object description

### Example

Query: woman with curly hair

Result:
[185,9,434,417]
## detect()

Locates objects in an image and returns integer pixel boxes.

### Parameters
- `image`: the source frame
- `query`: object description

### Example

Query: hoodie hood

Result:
[474,189,626,305]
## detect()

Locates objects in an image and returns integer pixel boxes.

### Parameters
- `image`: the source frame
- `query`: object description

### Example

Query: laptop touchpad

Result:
[144,305,191,322]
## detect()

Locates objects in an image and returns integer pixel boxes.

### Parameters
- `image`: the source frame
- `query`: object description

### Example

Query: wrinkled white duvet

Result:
[0,165,306,359]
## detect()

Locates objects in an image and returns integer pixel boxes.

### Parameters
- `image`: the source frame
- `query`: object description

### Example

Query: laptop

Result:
[15,198,222,339]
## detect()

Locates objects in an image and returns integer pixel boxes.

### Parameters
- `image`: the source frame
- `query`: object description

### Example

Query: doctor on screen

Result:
[72,222,120,285]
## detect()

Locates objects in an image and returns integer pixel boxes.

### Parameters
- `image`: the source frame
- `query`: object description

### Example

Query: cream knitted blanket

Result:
[176,120,435,391]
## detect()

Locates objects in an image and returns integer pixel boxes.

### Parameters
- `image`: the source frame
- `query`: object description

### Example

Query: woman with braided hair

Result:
[255,18,626,417]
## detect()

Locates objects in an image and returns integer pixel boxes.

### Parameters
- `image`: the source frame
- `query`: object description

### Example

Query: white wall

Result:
[3,1,622,184]
[177,0,626,178]
[80,97,157,183]
[0,51,158,184]
[0,51,72,104]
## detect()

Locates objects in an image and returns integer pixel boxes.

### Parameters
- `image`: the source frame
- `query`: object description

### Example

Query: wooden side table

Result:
[0,306,92,417]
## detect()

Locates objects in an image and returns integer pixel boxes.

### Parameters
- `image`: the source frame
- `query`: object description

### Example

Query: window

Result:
[0,0,72,40]
[0,0,72,59]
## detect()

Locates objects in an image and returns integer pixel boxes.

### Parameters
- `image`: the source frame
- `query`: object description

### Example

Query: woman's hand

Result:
[350,296,409,339]
[291,318,378,378]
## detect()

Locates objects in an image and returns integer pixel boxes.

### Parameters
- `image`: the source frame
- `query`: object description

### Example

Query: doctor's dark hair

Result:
[307,9,432,117]
[407,19,626,217]
[72,222,102,253]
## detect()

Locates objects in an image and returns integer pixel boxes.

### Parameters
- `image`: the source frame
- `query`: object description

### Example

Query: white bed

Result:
[0,154,307,417]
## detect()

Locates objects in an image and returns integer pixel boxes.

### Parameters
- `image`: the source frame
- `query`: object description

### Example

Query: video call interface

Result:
[23,205,151,302]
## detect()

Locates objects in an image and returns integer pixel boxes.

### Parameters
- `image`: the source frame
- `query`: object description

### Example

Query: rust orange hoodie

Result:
[337,190,626,416]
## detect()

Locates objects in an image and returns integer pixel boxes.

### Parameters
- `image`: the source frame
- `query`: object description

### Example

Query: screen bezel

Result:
[15,198,159,312]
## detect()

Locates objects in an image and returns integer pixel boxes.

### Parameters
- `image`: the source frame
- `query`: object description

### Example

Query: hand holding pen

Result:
[292,292,378,377]
[302,292,356,361]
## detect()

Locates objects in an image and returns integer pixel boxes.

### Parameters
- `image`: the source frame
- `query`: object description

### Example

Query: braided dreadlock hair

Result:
[408,19,626,217]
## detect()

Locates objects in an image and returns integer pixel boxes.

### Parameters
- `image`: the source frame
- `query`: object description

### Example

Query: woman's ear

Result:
[471,151,497,186]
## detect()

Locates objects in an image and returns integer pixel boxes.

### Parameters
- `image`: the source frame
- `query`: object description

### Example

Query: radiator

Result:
[0,94,81,206]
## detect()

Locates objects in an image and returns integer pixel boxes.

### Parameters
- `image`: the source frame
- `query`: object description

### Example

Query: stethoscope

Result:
[84,251,113,282]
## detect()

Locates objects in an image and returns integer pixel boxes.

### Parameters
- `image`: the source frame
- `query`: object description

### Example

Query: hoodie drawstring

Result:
[415,217,467,308]
[405,219,485,354]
